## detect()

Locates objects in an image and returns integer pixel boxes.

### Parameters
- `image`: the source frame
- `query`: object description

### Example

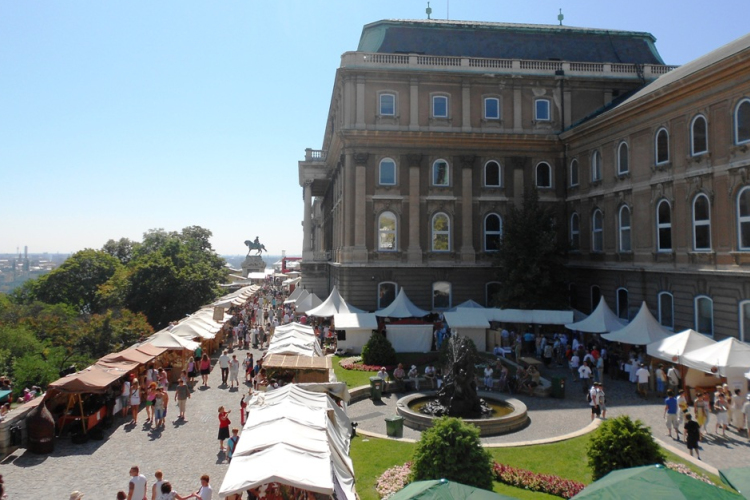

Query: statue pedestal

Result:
[241,255,267,277]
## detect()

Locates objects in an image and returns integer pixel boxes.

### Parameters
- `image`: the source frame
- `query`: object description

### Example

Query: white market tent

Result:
[646,329,717,364]
[333,313,379,354]
[274,322,316,336]
[145,330,200,351]
[601,302,672,345]
[219,385,355,500]
[295,292,323,314]
[484,308,574,325]
[444,309,491,351]
[284,287,307,304]
[375,288,430,318]
[169,319,217,340]
[386,324,433,353]
[268,324,322,357]
[211,285,258,308]
[448,299,486,311]
[682,337,750,377]
[306,286,364,318]
[565,296,626,333]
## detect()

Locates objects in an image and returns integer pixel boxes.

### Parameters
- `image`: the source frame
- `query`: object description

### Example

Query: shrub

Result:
[361,332,397,368]
[411,416,494,490]
[587,415,665,480]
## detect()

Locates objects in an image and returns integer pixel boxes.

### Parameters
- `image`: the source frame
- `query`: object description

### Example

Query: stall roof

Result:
[306,286,364,317]
[284,287,307,304]
[565,296,626,333]
[601,302,672,345]
[444,310,491,329]
[49,364,129,394]
[145,330,200,351]
[484,308,574,325]
[334,312,378,330]
[375,288,430,318]
[100,344,166,365]
[646,329,716,364]
[263,354,332,370]
[681,337,750,377]
[295,292,323,314]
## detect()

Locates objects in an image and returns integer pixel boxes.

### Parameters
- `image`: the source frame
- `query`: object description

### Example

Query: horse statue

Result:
[244,237,267,255]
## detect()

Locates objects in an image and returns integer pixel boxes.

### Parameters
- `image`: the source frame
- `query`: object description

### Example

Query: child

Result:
[227,428,240,461]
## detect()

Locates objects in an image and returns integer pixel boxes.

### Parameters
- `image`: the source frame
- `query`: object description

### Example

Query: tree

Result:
[587,415,665,480]
[77,309,152,359]
[493,190,569,309]
[411,416,494,490]
[102,237,137,264]
[361,332,398,367]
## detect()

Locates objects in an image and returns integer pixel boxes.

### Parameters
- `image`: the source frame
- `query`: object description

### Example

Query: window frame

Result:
[570,213,580,250]
[617,142,629,175]
[432,159,450,187]
[570,159,579,187]
[379,92,396,117]
[591,209,604,253]
[378,157,397,186]
[377,211,398,252]
[655,127,670,165]
[377,281,398,309]
[591,150,602,182]
[431,212,451,252]
[616,287,629,320]
[618,205,632,253]
[432,281,452,310]
[484,160,502,187]
[483,213,502,252]
[735,98,750,145]
[690,114,708,156]
[535,98,551,121]
[737,186,750,250]
[694,295,714,337]
[432,95,449,118]
[484,97,501,120]
[536,161,552,188]
[656,199,672,252]
[658,291,674,331]
[740,299,750,342]
[692,193,711,251]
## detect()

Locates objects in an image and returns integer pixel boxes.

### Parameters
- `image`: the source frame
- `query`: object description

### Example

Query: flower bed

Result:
[339,356,385,372]
[665,461,714,485]
[493,462,585,499]
[376,462,412,499]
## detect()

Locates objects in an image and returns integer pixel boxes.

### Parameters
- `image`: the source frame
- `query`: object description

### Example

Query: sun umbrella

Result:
[389,479,516,500]
[572,464,743,499]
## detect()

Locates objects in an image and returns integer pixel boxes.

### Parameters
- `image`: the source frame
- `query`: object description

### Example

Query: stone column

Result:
[352,153,369,262]
[355,76,365,130]
[406,154,423,262]
[461,81,471,132]
[513,87,523,132]
[459,156,476,262]
[303,180,313,260]
[409,78,419,131]
[342,152,355,262]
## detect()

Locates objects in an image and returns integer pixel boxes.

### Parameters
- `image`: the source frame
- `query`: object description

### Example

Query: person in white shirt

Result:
[589,382,600,420]
[578,362,592,394]
[635,363,650,398]
[218,350,230,386]
[569,353,580,381]
[407,365,420,391]
[128,465,148,500]
[192,474,213,500]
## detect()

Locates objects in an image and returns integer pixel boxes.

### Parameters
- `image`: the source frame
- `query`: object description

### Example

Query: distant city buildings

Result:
[0,250,66,293]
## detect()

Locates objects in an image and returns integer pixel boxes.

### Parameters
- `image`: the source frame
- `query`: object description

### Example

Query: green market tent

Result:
[721,468,750,499]
[573,465,743,499]
[389,480,516,500]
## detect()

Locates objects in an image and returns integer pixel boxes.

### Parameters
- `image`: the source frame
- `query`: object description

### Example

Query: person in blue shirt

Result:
[664,389,680,440]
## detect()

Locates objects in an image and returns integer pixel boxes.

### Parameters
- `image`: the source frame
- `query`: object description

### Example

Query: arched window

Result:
[616,288,629,320]
[486,282,501,307]
[656,200,672,252]
[740,300,750,342]
[658,292,674,330]
[618,142,629,175]
[692,194,711,251]
[484,97,500,120]
[536,162,552,188]
[378,211,397,251]
[591,150,602,181]
[591,285,601,312]
[431,212,450,252]
[691,115,708,156]
[570,213,580,250]
[484,213,502,252]
[378,282,397,309]
[619,205,632,252]
[379,93,396,116]
[736,98,750,144]
[592,209,603,252]
[570,159,579,186]
[695,295,714,336]
[655,128,670,164]
[432,95,448,118]
[737,186,750,250]
[432,159,449,186]
[484,161,501,187]
[379,158,396,185]
[433,281,452,309]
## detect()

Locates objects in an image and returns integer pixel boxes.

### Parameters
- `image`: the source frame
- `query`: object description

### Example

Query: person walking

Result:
[174,379,190,420]
[218,406,232,451]
[635,363,650,399]
[742,394,750,440]
[129,380,141,424]
[127,465,148,500]
[153,387,166,428]
[667,365,681,394]
[120,378,131,418]
[229,355,240,389]
[598,382,607,419]
[664,389,680,440]
[715,393,729,436]
[218,350,230,386]
[588,382,600,421]
[243,353,254,384]
[186,358,197,385]
[578,361,592,395]
[655,364,667,396]
[684,414,701,460]
[152,470,164,500]
[227,428,240,462]
[190,474,213,500]
[199,354,211,387]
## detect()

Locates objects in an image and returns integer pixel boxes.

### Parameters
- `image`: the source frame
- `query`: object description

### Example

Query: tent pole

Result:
[78,394,87,435]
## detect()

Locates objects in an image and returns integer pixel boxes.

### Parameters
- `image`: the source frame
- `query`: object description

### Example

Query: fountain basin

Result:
[396,391,529,436]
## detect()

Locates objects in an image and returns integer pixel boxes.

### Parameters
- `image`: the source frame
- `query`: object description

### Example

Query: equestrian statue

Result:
[244,236,267,255]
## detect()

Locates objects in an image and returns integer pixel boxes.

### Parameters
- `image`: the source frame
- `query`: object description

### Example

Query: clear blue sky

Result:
[1,1,747,256]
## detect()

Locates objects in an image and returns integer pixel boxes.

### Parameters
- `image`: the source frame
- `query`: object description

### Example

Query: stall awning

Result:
[444,310,490,329]
[484,308,574,325]
[334,313,378,330]
[100,344,166,365]
[263,354,332,371]
[49,364,130,394]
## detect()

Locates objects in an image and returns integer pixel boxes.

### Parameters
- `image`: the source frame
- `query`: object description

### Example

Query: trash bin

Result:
[551,376,566,398]
[369,377,383,401]
[385,415,404,438]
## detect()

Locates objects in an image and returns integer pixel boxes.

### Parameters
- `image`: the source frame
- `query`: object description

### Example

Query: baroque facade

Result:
[298,19,750,341]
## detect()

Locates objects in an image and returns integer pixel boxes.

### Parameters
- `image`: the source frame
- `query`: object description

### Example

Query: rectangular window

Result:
[380,94,395,116]
[433,96,448,118]
[535,99,550,121]
[484,98,500,120]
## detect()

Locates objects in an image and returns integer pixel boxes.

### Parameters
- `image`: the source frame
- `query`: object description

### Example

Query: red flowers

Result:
[492,462,585,499]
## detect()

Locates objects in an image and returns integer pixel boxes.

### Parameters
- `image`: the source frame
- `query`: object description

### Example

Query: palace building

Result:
[298,19,750,341]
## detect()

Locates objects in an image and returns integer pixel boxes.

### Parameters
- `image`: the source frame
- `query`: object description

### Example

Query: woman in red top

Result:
[217,405,232,451]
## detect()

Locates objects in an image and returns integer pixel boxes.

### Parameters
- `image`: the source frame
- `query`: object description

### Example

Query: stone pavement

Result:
[0,345,264,499]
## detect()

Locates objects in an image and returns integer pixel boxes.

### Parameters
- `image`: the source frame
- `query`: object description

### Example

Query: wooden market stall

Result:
[263,354,332,384]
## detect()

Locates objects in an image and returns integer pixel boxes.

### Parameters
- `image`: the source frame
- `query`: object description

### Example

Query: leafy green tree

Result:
[411,416,494,490]
[361,332,398,367]
[78,309,152,359]
[102,237,137,264]
[492,190,569,309]
[587,415,665,480]
[12,348,69,395]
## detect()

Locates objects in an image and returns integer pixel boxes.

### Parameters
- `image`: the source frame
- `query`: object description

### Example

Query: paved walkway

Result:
[0,346,263,499]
